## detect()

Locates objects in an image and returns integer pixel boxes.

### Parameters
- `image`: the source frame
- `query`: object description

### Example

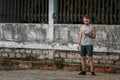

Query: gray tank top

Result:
[80,25,93,45]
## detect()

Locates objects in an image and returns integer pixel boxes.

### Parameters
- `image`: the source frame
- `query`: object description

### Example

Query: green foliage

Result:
[53,57,64,69]
[108,67,117,73]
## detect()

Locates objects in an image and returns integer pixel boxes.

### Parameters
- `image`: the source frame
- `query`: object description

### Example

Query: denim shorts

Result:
[80,45,93,56]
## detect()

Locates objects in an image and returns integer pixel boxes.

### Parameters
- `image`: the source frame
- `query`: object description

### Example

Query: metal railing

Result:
[0,0,48,23]
[0,0,120,24]
[56,0,120,24]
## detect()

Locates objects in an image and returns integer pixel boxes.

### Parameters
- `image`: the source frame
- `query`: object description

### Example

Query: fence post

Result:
[47,0,54,42]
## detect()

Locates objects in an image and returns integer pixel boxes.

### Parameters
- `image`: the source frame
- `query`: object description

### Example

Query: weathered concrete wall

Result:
[0,23,120,53]
[54,24,120,53]
[0,23,120,68]
[0,23,52,49]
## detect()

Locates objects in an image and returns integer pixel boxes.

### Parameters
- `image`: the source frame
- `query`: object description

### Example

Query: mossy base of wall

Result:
[0,59,120,73]
[0,48,120,73]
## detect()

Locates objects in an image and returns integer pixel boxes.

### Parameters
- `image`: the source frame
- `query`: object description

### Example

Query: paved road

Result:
[0,70,119,80]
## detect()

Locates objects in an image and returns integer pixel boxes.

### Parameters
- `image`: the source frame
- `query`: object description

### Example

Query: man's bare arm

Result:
[90,26,96,39]
[78,27,82,44]
[77,27,82,50]
[85,26,96,39]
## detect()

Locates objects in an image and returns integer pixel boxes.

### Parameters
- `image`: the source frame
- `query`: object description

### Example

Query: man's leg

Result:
[88,56,93,72]
[79,45,86,75]
[78,56,86,75]
[88,56,95,75]
[81,56,86,71]
[87,45,96,75]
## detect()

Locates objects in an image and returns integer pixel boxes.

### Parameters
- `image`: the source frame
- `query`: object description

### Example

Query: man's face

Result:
[83,18,90,25]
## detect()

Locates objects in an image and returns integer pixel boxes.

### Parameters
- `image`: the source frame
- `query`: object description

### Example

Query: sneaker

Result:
[91,72,96,76]
[78,71,86,75]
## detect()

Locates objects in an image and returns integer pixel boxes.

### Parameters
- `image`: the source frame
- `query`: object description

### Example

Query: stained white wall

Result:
[0,1,120,53]
[0,23,120,53]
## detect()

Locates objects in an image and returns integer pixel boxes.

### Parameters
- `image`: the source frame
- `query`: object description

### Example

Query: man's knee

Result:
[88,57,93,62]
[81,57,86,62]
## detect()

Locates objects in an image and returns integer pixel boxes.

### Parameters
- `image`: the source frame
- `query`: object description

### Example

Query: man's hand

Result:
[85,26,96,39]
[77,45,80,50]
[85,33,93,38]
[85,33,90,37]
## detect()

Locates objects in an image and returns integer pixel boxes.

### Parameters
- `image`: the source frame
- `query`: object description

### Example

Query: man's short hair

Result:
[83,15,90,20]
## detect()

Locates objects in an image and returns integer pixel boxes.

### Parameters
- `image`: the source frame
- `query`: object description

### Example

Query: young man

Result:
[77,15,96,75]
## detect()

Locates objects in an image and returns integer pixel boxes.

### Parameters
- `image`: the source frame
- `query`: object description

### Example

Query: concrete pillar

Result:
[48,0,54,41]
